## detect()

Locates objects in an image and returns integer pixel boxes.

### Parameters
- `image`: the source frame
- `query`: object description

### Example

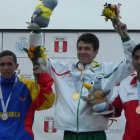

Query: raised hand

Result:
[112,19,130,41]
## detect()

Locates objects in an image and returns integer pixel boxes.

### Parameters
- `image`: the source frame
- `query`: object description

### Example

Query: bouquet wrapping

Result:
[23,32,47,90]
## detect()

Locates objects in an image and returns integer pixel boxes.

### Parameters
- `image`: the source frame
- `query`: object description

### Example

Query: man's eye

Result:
[0,63,13,67]
[0,63,5,67]
[77,47,82,51]
[134,56,139,60]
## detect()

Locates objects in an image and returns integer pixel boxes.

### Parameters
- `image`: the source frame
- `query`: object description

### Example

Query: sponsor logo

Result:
[127,92,135,96]
[106,128,123,134]
[54,36,67,53]
[15,36,28,53]
[44,116,57,133]
[19,96,26,102]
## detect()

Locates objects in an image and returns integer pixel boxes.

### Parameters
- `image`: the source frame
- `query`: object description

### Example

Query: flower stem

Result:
[34,75,39,91]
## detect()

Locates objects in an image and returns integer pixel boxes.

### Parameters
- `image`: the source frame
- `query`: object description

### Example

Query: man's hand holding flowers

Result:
[102,3,130,42]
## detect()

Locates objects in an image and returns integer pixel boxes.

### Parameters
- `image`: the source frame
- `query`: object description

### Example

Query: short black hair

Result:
[0,50,17,64]
[132,44,140,57]
[77,33,99,51]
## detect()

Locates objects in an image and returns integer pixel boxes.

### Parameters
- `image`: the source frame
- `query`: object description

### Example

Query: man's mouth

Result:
[80,56,88,58]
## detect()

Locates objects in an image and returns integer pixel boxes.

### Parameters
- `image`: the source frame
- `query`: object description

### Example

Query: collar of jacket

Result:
[76,61,100,71]
[130,74,137,85]
[0,74,16,86]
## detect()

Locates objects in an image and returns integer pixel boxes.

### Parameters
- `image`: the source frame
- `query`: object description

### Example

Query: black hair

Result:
[76,33,99,51]
[0,50,17,64]
[132,44,140,57]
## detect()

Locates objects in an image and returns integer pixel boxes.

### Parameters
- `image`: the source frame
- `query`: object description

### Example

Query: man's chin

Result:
[2,74,12,79]
[80,61,91,65]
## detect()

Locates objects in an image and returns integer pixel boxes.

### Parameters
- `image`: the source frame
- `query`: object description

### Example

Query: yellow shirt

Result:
[35,4,52,19]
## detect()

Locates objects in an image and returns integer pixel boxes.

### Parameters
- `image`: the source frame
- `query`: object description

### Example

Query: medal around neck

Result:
[136,106,140,114]
[1,112,8,121]
[72,92,80,100]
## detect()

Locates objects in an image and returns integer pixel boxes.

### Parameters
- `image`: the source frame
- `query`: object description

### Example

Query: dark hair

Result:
[77,33,99,51]
[0,50,17,64]
[132,44,140,57]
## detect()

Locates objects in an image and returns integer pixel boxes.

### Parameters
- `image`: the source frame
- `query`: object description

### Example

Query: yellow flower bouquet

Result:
[23,45,47,90]
[102,3,121,22]
[102,3,130,41]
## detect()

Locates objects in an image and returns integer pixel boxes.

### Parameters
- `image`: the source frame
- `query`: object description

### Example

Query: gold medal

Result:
[72,92,80,100]
[136,106,140,114]
[1,112,8,121]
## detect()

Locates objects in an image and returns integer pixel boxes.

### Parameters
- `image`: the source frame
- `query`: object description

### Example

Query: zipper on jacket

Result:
[76,71,84,132]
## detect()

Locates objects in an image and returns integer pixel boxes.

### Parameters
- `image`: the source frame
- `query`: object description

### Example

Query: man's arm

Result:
[113,19,130,42]
[105,89,123,117]
[101,21,135,90]
[32,65,55,110]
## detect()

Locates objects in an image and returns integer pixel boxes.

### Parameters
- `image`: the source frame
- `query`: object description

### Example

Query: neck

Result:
[1,73,16,79]
[137,74,140,82]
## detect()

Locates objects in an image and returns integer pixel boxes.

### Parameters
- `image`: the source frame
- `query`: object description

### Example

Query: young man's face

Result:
[0,55,18,78]
[133,50,140,74]
[77,41,98,65]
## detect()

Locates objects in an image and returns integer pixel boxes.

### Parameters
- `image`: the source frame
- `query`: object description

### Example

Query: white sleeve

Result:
[102,39,135,90]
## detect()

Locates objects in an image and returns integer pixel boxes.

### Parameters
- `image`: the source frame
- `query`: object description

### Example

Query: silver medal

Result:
[0,76,18,121]
[1,112,8,121]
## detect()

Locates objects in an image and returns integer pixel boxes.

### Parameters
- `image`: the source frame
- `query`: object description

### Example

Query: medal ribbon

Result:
[73,66,84,93]
[0,76,18,114]
[137,80,140,105]
[73,62,99,97]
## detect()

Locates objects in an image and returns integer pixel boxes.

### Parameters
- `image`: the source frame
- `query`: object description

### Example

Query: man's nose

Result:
[3,64,9,69]
[80,48,86,53]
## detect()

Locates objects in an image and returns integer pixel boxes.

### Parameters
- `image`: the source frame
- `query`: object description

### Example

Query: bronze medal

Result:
[136,106,140,114]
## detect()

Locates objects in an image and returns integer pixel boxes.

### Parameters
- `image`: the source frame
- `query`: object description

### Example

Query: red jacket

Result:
[107,74,140,140]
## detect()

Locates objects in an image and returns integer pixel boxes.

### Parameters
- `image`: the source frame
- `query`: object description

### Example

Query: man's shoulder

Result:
[119,74,136,87]
[19,77,34,85]
[49,58,76,73]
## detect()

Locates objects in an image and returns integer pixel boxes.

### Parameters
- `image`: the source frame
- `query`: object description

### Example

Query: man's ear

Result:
[95,49,98,56]
[93,49,98,59]
[15,63,19,70]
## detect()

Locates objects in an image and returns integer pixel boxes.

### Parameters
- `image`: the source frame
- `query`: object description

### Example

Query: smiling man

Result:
[29,21,135,140]
[77,34,98,65]
[0,50,55,140]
